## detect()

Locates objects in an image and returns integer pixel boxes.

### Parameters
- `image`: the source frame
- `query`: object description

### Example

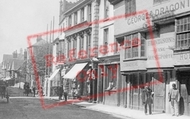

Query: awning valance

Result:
[49,69,60,81]
[63,63,88,79]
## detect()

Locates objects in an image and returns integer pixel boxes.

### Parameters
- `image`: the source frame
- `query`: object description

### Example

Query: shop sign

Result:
[174,52,190,66]
[121,60,146,71]
[147,33,175,68]
[126,0,190,26]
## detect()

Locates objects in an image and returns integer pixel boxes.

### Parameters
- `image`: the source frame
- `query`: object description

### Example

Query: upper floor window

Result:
[86,33,91,58]
[74,12,78,25]
[88,4,92,22]
[153,0,170,5]
[79,35,84,51]
[104,28,109,44]
[124,33,145,59]
[81,8,84,22]
[176,15,190,49]
[125,0,136,15]
[68,15,72,27]
[104,0,109,18]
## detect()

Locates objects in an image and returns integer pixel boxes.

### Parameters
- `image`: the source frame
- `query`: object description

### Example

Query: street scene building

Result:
[1,0,190,118]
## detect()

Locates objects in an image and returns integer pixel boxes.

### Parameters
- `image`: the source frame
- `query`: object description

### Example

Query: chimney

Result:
[24,49,27,60]
[13,50,17,58]
[36,35,42,42]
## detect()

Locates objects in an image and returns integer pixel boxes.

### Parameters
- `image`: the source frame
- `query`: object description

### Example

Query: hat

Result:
[172,83,176,88]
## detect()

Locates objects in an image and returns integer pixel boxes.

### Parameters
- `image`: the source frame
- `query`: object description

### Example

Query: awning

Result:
[63,63,88,79]
[4,77,11,81]
[49,69,60,81]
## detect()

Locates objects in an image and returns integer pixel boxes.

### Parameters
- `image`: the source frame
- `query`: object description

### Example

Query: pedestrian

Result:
[59,85,63,100]
[168,83,180,116]
[32,86,36,97]
[141,86,153,115]
[63,79,69,101]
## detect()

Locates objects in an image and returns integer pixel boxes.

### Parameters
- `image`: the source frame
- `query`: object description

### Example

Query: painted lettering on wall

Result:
[127,0,190,25]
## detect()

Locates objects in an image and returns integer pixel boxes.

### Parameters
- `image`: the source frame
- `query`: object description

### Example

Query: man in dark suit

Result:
[142,86,153,115]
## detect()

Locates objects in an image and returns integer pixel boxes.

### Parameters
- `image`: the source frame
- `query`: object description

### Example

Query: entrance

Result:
[177,71,190,116]
[147,72,166,113]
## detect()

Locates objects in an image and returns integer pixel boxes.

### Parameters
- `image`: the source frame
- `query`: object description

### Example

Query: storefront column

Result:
[166,71,171,113]
[97,66,100,102]
[117,64,120,106]
[103,65,106,104]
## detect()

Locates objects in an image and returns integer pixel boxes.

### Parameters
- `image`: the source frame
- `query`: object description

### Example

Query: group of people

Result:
[141,83,180,117]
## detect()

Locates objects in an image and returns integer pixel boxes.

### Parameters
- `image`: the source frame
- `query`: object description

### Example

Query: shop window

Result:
[105,64,118,91]
[176,15,190,49]
[125,0,136,15]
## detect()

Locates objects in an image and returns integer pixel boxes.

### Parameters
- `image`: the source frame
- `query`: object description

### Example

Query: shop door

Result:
[150,72,165,113]
[178,71,190,116]
[129,74,139,109]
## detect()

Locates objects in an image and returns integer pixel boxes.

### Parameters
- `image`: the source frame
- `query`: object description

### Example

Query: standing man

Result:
[32,86,36,97]
[141,86,153,115]
[59,85,63,100]
[63,79,69,101]
[168,83,180,116]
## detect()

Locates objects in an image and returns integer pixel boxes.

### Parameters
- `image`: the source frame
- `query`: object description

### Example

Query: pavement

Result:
[72,101,190,119]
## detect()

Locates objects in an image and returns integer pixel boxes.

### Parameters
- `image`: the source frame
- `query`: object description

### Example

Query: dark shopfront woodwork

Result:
[126,71,166,112]
[176,71,190,116]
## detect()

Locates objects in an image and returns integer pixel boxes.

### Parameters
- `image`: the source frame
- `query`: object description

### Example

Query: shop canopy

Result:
[49,68,60,81]
[63,63,88,80]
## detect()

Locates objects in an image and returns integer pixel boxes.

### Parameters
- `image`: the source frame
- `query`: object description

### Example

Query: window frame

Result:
[124,33,145,59]
[125,0,136,15]
[176,15,190,50]
[81,8,84,22]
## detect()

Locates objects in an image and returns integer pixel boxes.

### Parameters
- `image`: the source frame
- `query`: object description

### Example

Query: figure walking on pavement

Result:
[141,86,154,115]
[168,83,180,116]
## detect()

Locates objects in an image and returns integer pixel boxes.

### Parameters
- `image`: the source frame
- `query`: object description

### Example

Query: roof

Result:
[32,38,47,47]
[11,59,24,71]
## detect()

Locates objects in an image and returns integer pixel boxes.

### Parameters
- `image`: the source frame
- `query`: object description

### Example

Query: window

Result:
[73,37,77,57]
[67,40,71,58]
[81,8,84,22]
[153,0,170,5]
[74,12,77,25]
[88,4,92,22]
[104,0,109,18]
[86,33,91,58]
[125,0,136,15]
[124,33,145,59]
[104,28,108,44]
[176,15,190,49]
[79,35,84,51]
[68,15,72,27]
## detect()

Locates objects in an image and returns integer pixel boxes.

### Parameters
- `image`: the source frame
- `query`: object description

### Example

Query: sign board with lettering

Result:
[146,32,175,68]
[174,51,190,66]
[121,60,146,71]
[115,0,190,36]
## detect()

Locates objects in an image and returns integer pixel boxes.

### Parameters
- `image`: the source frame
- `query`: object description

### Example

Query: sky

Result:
[0,0,78,62]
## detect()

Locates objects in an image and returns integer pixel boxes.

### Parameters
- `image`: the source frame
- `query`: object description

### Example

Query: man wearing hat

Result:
[141,86,153,115]
[168,83,180,116]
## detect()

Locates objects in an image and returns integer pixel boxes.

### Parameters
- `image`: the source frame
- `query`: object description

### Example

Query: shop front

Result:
[97,55,120,106]
[121,59,147,110]
[174,51,190,116]
[63,62,90,99]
